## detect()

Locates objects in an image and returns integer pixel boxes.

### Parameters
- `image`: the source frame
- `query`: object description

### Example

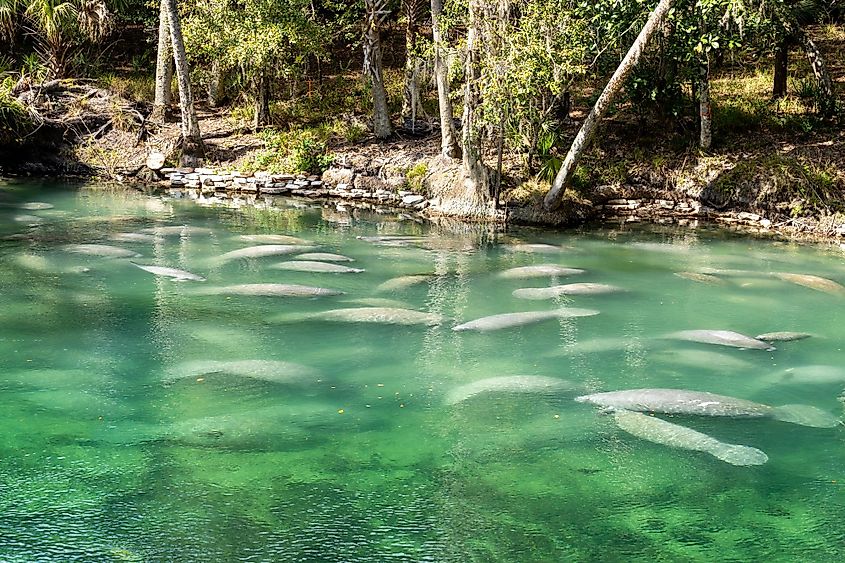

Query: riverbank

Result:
[2,25,843,242]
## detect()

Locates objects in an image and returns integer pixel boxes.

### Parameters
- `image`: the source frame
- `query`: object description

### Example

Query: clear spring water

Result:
[1,181,844,562]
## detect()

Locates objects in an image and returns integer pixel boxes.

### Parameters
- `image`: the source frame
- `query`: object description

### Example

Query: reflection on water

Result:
[1,181,844,561]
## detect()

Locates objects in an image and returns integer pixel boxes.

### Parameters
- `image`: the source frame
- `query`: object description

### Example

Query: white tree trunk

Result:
[431,0,461,159]
[699,57,712,150]
[797,29,835,114]
[461,0,489,198]
[543,0,674,210]
[164,0,202,165]
[151,0,173,123]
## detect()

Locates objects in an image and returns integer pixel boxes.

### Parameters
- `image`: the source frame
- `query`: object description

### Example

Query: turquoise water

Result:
[1,181,844,562]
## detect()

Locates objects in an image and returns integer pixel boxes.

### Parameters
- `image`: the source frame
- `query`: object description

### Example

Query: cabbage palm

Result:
[0,0,113,77]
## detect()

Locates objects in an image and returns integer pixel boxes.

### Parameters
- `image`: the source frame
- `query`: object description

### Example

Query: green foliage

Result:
[183,0,322,90]
[0,76,32,145]
[241,127,334,175]
[405,162,428,193]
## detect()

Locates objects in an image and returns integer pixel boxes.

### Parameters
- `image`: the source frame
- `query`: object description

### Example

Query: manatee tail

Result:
[772,404,841,428]
[709,443,769,466]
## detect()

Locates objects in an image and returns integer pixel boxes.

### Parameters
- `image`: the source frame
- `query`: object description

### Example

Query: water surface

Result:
[1,181,844,561]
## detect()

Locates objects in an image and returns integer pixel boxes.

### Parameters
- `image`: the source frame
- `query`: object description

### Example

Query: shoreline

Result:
[3,164,844,250]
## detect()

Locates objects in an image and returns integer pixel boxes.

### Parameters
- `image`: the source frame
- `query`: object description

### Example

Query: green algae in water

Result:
[1,183,844,561]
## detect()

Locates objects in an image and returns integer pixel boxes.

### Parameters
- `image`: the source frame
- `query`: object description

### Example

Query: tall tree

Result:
[430,0,460,159]
[163,0,202,166]
[544,0,674,210]
[461,0,490,197]
[363,0,393,139]
[151,0,172,123]
[400,0,428,130]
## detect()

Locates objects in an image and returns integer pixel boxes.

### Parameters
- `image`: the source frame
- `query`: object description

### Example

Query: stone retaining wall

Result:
[157,166,430,211]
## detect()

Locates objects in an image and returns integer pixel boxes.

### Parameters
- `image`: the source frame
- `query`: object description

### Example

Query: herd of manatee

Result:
[10,200,845,467]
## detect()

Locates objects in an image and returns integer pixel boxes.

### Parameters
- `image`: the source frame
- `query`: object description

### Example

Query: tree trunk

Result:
[363,2,393,139]
[543,0,674,210]
[151,0,173,123]
[253,70,270,130]
[208,60,224,107]
[431,0,461,159]
[401,3,426,130]
[461,0,489,198]
[164,0,203,166]
[796,28,835,115]
[772,39,788,99]
[699,57,712,150]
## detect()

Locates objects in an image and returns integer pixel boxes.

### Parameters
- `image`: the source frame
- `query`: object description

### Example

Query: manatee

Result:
[498,265,585,279]
[773,272,845,295]
[502,243,564,253]
[513,283,623,300]
[14,214,44,224]
[611,409,768,466]
[668,330,774,351]
[109,232,156,243]
[771,365,845,385]
[13,253,90,274]
[238,234,312,245]
[575,388,839,428]
[132,263,206,281]
[62,244,141,258]
[755,331,812,342]
[446,375,579,405]
[141,225,213,236]
[376,274,434,292]
[453,308,599,332]
[548,337,649,357]
[20,202,54,210]
[164,359,318,384]
[343,297,411,309]
[675,272,725,285]
[357,235,423,243]
[270,261,364,274]
[216,244,316,262]
[302,307,443,326]
[295,252,355,262]
[198,284,343,297]
[651,348,752,372]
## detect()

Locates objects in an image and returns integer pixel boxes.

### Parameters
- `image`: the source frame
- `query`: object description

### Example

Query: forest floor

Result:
[2,26,844,240]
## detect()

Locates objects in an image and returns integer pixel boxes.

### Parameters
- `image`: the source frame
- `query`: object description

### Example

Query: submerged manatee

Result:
[301,307,443,326]
[20,202,54,210]
[755,331,812,342]
[774,272,845,295]
[453,308,599,332]
[295,252,355,262]
[502,243,565,253]
[770,365,845,385]
[198,283,343,297]
[164,359,318,384]
[141,225,213,236]
[576,388,839,428]
[238,234,312,245]
[132,263,206,281]
[513,283,624,300]
[498,265,585,279]
[611,409,768,466]
[13,253,90,274]
[675,272,725,285]
[446,375,579,405]
[668,330,774,351]
[62,244,141,258]
[216,244,317,262]
[270,261,364,274]
[376,274,434,292]
[109,232,156,243]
